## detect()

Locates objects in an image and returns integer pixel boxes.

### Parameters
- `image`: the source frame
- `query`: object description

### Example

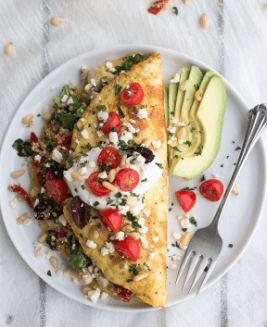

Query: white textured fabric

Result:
[1,0,267,326]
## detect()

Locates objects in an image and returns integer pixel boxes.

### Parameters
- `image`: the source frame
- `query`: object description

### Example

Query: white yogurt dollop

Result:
[64,147,163,216]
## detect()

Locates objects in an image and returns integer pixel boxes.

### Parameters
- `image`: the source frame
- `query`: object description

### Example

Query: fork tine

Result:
[196,259,218,295]
[182,253,200,290]
[188,257,209,293]
[175,249,193,286]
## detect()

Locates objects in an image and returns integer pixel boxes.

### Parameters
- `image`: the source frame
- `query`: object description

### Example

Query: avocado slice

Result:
[170,75,227,179]
[164,86,169,127]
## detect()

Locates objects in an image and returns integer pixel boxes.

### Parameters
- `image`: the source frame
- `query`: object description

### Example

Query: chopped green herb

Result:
[156,163,163,169]
[110,255,114,259]
[189,216,197,226]
[171,241,180,249]
[129,264,140,276]
[81,185,85,190]
[79,151,87,157]
[190,127,196,133]
[228,244,233,248]
[204,266,209,272]
[183,140,192,147]
[114,54,148,75]
[115,192,122,198]
[235,147,241,151]
[96,105,107,111]
[182,228,187,232]
[118,106,125,118]
[143,262,151,271]
[126,279,133,283]
[74,124,80,131]
[46,139,57,152]
[94,201,100,207]
[68,157,74,167]
[74,188,78,193]
[201,175,206,182]
[125,228,132,233]
[47,270,52,277]
[12,139,33,157]
[141,178,148,182]
[172,146,181,152]
[172,6,178,15]
[115,84,122,95]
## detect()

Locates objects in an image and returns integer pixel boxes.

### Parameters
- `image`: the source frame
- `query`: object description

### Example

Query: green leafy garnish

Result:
[200,175,206,182]
[46,139,57,153]
[143,262,151,271]
[12,139,33,157]
[172,146,181,152]
[68,157,74,167]
[118,107,125,118]
[115,84,122,95]
[182,228,187,232]
[172,7,178,15]
[129,264,140,276]
[183,141,192,147]
[66,246,91,269]
[46,230,57,250]
[47,270,52,277]
[96,105,107,111]
[189,216,197,226]
[235,147,241,151]
[156,163,163,169]
[114,54,148,75]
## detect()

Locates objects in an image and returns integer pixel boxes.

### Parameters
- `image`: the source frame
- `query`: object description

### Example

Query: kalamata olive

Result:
[126,146,155,163]
[71,196,91,229]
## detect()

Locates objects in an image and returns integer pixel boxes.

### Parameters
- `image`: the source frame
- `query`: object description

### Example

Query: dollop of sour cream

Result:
[64,147,163,216]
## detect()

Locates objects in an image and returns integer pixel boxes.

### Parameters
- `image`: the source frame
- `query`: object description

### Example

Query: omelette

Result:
[63,53,168,307]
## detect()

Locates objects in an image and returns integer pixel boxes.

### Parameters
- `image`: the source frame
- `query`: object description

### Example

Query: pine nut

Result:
[183,177,192,182]
[4,42,13,56]
[120,153,127,167]
[108,169,116,183]
[182,0,190,3]
[17,212,28,225]
[11,170,26,178]
[51,17,66,26]
[195,88,204,101]
[82,285,91,294]
[142,139,151,147]
[200,14,210,29]
[121,225,133,232]
[84,84,92,93]
[38,233,48,243]
[126,197,139,207]
[50,256,58,268]
[71,171,84,182]
[134,273,148,282]
[92,230,99,239]
[232,184,239,195]
[129,232,140,240]
[83,274,93,285]
[177,126,186,139]
[218,1,223,7]
[102,181,118,192]
[22,114,34,127]
[179,80,189,91]
[180,231,192,246]
[42,113,52,122]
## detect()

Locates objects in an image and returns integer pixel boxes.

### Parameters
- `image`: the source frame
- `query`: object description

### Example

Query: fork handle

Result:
[211,103,267,227]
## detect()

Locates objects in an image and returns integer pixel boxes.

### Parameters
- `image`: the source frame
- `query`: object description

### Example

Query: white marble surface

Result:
[1,0,267,326]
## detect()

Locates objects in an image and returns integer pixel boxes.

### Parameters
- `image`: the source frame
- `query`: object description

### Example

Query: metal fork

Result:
[175,103,267,294]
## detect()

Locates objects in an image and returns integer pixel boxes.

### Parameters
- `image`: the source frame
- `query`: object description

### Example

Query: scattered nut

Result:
[177,126,186,139]
[129,232,140,240]
[182,0,190,3]
[264,2,267,10]
[42,113,52,122]
[17,213,28,225]
[11,170,26,178]
[4,42,13,56]
[179,80,189,91]
[232,184,239,195]
[121,224,133,232]
[218,1,223,7]
[120,153,127,167]
[51,17,66,26]
[82,285,91,294]
[126,197,139,207]
[92,230,99,239]
[50,256,58,268]
[108,169,116,183]
[134,273,148,282]
[102,181,118,192]
[38,233,48,243]
[22,114,34,127]
[183,177,192,182]
[195,88,204,101]
[200,14,210,29]
[180,231,192,246]
[71,171,84,182]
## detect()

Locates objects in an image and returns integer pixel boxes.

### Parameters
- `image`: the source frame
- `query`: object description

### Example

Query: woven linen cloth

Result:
[1,1,267,326]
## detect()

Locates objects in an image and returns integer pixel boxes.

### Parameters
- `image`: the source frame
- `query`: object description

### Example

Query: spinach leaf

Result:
[12,139,33,157]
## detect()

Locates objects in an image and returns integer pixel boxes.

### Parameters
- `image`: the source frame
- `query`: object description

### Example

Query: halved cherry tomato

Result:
[120,83,144,105]
[99,112,122,135]
[87,171,114,197]
[199,179,224,202]
[113,284,133,302]
[175,189,196,212]
[148,0,169,15]
[8,184,33,208]
[97,147,121,170]
[116,168,139,191]
[54,132,71,148]
[99,208,123,233]
[45,179,68,204]
[115,236,140,261]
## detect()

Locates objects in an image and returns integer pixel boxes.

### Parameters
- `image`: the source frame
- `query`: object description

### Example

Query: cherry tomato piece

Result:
[148,0,169,15]
[115,236,140,261]
[45,179,68,204]
[99,112,122,135]
[116,168,139,192]
[97,147,121,170]
[99,208,123,233]
[87,171,114,197]
[113,284,133,303]
[8,184,33,208]
[54,132,71,148]
[120,83,144,105]
[175,189,196,212]
[199,179,224,202]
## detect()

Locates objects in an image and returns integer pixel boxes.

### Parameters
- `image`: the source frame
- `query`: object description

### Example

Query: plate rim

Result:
[1,44,266,312]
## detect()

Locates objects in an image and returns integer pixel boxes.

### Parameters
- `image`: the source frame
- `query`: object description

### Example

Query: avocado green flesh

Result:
[164,86,169,127]
[170,75,227,179]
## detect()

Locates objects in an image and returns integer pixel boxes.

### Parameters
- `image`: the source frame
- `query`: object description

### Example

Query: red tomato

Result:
[115,237,140,261]
[116,168,139,191]
[8,184,33,208]
[148,0,169,15]
[175,189,196,212]
[99,112,122,135]
[120,83,144,105]
[45,179,68,204]
[199,179,224,202]
[113,284,133,302]
[97,147,121,170]
[54,132,71,148]
[99,209,123,233]
[87,171,114,197]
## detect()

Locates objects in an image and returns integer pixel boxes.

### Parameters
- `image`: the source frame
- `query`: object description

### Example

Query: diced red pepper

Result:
[8,184,33,208]
[148,0,169,15]
[113,284,133,303]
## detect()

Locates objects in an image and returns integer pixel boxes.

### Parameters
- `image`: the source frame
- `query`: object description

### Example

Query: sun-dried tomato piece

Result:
[8,184,33,208]
[148,0,169,15]
[113,284,133,303]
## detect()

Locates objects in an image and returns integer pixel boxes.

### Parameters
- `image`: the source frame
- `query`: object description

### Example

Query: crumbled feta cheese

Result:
[149,252,155,260]
[80,118,85,122]
[138,217,146,226]
[41,187,45,193]
[139,226,148,234]
[178,139,186,145]
[129,119,136,124]
[124,263,129,269]
[136,155,146,166]
[143,209,150,217]
[120,131,133,143]
[152,236,159,243]
[89,161,96,168]
[100,247,109,256]
[212,173,218,178]
[78,167,88,175]
[97,111,109,122]
[64,172,73,182]
[152,140,161,149]
[96,130,104,137]
[169,264,177,270]
[106,61,113,69]
[56,269,64,277]
[98,171,108,179]
[90,78,97,87]
[109,132,118,145]
[181,218,190,228]
[86,240,97,249]
[101,292,109,300]
[118,205,130,215]
[167,126,176,133]
[170,117,178,124]
[45,163,50,168]
[177,122,185,127]
[66,97,74,105]
[81,129,89,139]
[97,276,109,288]
[84,84,92,93]
[101,242,114,256]
[172,232,181,240]
[115,231,125,241]
[137,108,148,120]
[140,235,148,248]
[59,214,67,226]
[88,288,101,303]
[52,148,63,163]
[170,73,180,83]
[34,155,42,162]
[34,198,39,207]
[61,95,68,103]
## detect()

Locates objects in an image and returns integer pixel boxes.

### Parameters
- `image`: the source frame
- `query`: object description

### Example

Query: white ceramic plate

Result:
[0,45,266,312]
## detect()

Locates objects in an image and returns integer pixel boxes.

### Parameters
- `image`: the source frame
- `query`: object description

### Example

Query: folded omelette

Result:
[63,53,168,307]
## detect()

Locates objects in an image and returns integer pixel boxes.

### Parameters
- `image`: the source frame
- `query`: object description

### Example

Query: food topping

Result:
[113,284,133,302]
[175,189,196,212]
[116,168,139,192]
[114,236,140,261]
[45,179,68,204]
[99,208,123,233]
[97,146,121,170]
[8,184,33,208]
[148,0,169,15]
[99,112,122,135]
[120,83,144,105]
[71,196,91,228]
[199,179,224,202]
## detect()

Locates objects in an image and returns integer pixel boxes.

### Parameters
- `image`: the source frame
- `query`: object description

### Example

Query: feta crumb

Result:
[90,78,97,87]
[138,217,146,226]
[89,161,96,168]
[97,111,109,122]
[41,187,45,193]
[118,205,130,215]
[88,288,101,303]
[109,132,118,145]
[177,122,185,127]
[59,214,67,226]
[140,235,148,248]
[106,61,113,69]
[181,218,190,228]
[34,198,39,207]
[172,232,181,240]
[101,242,115,256]
[124,263,128,269]
[66,97,74,105]
[96,130,104,138]
[24,218,32,225]
[86,240,97,249]
[56,269,64,277]
[212,173,218,178]
[84,84,92,93]
[167,126,176,133]
[143,209,150,217]
[52,148,63,163]
[120,131,133,143]
[81,129,89,139]
[115,231,125,241]
[98,171,108,179]
[139,226,148,234]
[169,264,177,270]
[137,108,148,120]
[34,155,42,162]
[61,94,68,103]
[78,167,88,175]
[80,118,85,122]
[170,73,180,83]
[149,252,155,260]
[152,140,161,149]
[101,292,109,300]
[129,119,136,124]
[152,236,159,243]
